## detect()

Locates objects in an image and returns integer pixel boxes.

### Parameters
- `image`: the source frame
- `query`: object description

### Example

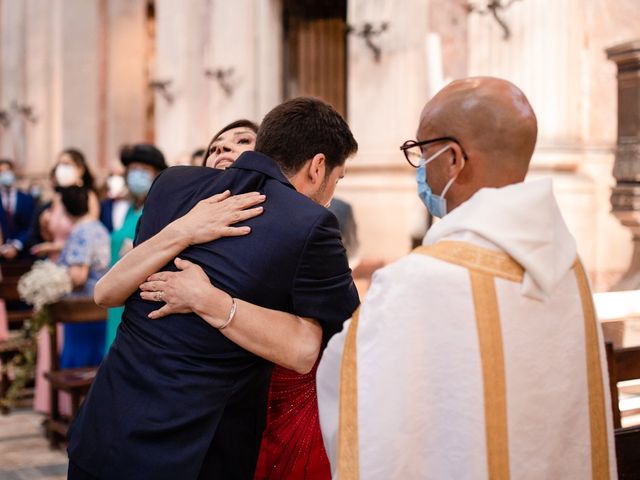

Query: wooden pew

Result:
[605,341,640,477]
[0,279,33,329]
[0,259,34,279]
[0,261,35,413]
[0,335,34,414]
[615,425,640,479]
[606,341,640,429]
[44,297,106,448]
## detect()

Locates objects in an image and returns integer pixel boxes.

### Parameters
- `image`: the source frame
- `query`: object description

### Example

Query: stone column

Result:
[0,0,28,166]
[343,0,430,261]
[58,0,100,169]
[104,0,147,170]
[465,0,639,287]
[607,40,640,290]
[154,0,282,162]
[154,0,207,162]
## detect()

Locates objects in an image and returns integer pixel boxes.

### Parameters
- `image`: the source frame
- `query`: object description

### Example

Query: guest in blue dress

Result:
[57,186,110,368]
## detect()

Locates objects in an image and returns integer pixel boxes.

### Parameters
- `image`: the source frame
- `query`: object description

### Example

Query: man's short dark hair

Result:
[59,186,89,218]
[255,97,358,176]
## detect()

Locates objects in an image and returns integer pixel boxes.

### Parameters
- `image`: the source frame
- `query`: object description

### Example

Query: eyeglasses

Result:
[399,137,468,168]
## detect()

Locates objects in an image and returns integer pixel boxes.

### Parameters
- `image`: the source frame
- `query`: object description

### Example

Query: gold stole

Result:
[336,240,610,480]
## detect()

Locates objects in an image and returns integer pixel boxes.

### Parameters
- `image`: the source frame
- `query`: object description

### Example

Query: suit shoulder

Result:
[17,190,34,203]
[149,166,220,197]
[275,185,338,228]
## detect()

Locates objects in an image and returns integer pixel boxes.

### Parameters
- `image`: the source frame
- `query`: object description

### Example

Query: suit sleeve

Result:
[13,193,35,248]
[133,166,219,247]
[132,168,175,247]
[292,210,360,343]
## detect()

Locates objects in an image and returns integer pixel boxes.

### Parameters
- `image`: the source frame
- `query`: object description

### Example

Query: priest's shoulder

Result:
[148,165,221,199]
[372,248,469,287]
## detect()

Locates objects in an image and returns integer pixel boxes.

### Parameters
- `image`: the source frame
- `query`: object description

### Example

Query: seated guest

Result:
[0,158,35,261]
[57,186,110,369]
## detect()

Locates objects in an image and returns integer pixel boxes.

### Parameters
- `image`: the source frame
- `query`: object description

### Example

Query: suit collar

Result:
[228,152,296,190]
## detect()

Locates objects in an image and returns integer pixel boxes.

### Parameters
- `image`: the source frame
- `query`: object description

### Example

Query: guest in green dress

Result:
[105,144,167,351]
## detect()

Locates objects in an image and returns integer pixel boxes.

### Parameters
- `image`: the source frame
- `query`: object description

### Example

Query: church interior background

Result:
[1,0,638,290]
[1,0,640,477]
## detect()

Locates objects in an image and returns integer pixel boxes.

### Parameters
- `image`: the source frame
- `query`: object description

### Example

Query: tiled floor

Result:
[0,410,67,480]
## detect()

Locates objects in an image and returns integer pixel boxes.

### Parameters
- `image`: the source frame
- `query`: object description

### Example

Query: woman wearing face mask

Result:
[57,185,110,368]
[31,149,100,261]
[32,148,100,414]
[104,144,167,351]
[98,119,339,479]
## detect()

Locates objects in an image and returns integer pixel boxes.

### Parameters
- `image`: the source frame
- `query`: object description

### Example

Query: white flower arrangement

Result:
[17,260,72,312]
[1,261,72,410]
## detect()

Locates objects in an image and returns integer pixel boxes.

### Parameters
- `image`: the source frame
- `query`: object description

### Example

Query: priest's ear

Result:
[447,143,468,181]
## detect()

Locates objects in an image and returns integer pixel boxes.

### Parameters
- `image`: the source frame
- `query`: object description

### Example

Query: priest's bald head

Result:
[412,76,537,215]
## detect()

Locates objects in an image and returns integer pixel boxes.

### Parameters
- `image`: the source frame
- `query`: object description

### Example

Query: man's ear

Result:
[308,153,327,186]
[447,143,465,179]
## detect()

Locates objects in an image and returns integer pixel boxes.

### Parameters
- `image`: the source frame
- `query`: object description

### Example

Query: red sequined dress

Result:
[254,359,330,479]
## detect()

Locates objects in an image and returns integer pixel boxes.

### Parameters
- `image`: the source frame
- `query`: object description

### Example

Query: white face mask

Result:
[55,164,79,187]
[106,175,127,199]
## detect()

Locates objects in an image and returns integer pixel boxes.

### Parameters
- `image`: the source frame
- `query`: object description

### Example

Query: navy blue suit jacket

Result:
[99,198,115,232]
[0,189,35,251]
[68,153,360,480]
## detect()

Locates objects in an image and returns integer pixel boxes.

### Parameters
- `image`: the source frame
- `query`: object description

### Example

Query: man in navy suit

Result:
[67,98,360,479]
[0,159,35,261]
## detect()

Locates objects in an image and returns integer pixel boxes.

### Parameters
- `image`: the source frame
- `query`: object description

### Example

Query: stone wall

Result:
[0,0,637,288]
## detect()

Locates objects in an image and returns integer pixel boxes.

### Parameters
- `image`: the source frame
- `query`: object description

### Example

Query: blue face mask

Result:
[416,144,464,218]
[0,171,15,188]
[127,170,153,198]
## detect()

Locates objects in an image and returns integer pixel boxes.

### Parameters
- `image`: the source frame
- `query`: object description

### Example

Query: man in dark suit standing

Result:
[0,159,35,261]
[67,98,360,479]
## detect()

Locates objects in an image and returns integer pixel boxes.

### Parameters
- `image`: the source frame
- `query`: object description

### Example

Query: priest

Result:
[316,77,617,479]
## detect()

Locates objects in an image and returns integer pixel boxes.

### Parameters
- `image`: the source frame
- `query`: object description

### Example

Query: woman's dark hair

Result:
[255,97,357,176]
[59,186,89,218]
[203,119,259,166]
[60,148,95,190]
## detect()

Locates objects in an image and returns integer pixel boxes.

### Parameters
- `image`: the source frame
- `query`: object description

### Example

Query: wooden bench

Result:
[44,298,106,448]
[0,263,35,413]
[0,279,33,329]
[615,425,640,479]
[606,341,640,429]
[0,334,34,414]
[605,341,640,477]
[0,259,34,279]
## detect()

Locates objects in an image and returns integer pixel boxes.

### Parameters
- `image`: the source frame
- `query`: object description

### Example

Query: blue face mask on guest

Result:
[416,144,464,218]
[127,170,153,197]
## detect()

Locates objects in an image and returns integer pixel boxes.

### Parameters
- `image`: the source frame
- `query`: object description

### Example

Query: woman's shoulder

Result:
[74,220,109,241]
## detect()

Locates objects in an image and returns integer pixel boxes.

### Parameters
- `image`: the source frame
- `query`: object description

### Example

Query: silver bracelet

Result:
[218,297,237,330]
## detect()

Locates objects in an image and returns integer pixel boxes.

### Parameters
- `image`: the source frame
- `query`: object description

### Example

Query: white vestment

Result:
[317,179,617,480]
